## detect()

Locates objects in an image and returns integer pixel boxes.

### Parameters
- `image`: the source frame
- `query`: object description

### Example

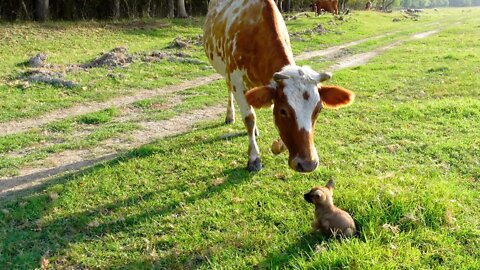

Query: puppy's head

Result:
[303,179,334,206]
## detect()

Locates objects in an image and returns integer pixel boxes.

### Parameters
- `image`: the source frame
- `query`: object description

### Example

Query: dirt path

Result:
[330,30,438,71]
[0,75,222,136]
[0,105,224,198]
[296,32,397,61]
[0,28,441,199]
[0,31,401,137]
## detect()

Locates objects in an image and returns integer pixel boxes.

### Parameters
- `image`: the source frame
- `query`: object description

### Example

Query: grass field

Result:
[1,7,480,269]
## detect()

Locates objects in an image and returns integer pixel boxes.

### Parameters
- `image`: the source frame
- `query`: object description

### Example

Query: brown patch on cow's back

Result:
[224,0,294,88]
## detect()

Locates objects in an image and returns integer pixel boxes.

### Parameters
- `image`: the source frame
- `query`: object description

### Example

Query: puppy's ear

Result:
[326,179,334,190]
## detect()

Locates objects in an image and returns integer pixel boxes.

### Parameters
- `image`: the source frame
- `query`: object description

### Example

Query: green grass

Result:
[77,108,120,125]
[0,9,470,123]
[1,7,480,269]
[0,80,228,177]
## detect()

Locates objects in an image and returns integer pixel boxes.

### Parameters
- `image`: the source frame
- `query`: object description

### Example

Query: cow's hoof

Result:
[225,117,234,124]
[247,158,262,172]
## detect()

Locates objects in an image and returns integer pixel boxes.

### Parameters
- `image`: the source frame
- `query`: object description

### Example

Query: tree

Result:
[380,0,400,10]
[285,0,291,12]
[113,0,120,19]
[167,0,175,18]
[34,0,48,21]
[177,0,188,17]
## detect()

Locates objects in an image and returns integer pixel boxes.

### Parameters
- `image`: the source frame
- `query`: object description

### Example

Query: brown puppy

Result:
[304,180,357,237]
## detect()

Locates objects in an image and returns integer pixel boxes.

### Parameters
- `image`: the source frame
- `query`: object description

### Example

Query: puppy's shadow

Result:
[258,225,364,268]
[258,232,328,268]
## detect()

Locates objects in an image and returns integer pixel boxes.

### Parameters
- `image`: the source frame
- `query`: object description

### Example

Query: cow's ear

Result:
[318,85,354,109]
[245,86,275,109]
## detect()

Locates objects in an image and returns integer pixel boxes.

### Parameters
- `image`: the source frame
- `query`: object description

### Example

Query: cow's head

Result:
[245,65,354,173]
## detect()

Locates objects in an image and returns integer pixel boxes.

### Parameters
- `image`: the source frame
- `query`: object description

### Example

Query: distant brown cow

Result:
[365,0,372,10]
[311,0,338,15]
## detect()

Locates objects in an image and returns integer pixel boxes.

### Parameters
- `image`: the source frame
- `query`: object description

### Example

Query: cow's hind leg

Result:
[225,82,235,124]
[233,90,262,172]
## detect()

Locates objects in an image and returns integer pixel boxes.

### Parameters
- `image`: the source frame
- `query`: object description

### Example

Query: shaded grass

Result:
[1,9,480,269]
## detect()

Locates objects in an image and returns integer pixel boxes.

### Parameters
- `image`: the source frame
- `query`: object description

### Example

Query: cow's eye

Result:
[280,108,288,117]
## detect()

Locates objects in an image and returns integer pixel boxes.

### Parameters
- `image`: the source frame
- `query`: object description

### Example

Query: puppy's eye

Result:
[314,194,320,198]
[280,108,288,118]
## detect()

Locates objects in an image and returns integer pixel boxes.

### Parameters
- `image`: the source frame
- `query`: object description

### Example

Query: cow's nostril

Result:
[297,162,304,172]
[297,160,318,173]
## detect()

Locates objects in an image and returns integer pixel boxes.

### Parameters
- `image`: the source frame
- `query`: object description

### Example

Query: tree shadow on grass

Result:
[258,232,325,269]
[0,122,254,268]
[110,232,328,269]
[0,121,233,201]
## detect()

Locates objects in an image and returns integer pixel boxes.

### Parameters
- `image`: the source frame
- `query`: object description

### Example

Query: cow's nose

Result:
[296,160,318,173]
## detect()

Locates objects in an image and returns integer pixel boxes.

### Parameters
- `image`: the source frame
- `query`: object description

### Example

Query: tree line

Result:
[0,0,313,21]
[0,0,478,21]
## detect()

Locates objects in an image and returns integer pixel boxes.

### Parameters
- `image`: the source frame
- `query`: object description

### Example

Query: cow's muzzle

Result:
[289,157,318,173]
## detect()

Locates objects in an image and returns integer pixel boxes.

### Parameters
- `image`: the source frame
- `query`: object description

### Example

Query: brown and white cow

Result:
[204,0,354,172]
[311,0,339,16]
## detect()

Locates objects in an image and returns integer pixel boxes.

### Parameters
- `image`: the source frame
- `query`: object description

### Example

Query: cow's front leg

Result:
[234,91,262,172]
[244,112,262,171]
[225,82,235,124]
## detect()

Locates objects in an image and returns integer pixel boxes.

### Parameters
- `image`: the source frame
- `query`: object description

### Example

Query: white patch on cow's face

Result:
[279,65,322,132]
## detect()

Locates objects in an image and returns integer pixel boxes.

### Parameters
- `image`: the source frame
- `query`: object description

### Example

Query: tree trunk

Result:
[285,0,291,12]
[167,0,175,18]
[34,0,49,21]
[142,0,152,17]
[113,0,120,19]
[176,0,188,18]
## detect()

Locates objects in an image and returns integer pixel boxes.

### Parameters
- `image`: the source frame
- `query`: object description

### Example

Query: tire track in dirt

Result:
[329,30,438,71]
[0,28,442,199]
[0,31,403,137]
[0,75,222,136]
[0,104,224,198]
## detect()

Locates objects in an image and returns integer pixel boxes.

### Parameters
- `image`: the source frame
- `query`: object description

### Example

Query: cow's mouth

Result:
[289,157,318,173]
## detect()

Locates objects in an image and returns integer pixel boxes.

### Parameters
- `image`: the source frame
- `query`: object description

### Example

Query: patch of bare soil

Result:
[166,36,203,49]
[82,47,135,68]
[140,51,207,65]
[28,53,48,68]
[291,24,328,37]
[20,69,78,88]
[411,30,438,39]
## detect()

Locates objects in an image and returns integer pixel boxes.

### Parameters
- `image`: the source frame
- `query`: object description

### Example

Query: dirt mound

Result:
[141,51,206,65]
[21,69,78,88]
[166,36,203,49]
[28,53,48,68]
[291,24,328,37]
[82,47,134,68]
[16,40,205,89]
